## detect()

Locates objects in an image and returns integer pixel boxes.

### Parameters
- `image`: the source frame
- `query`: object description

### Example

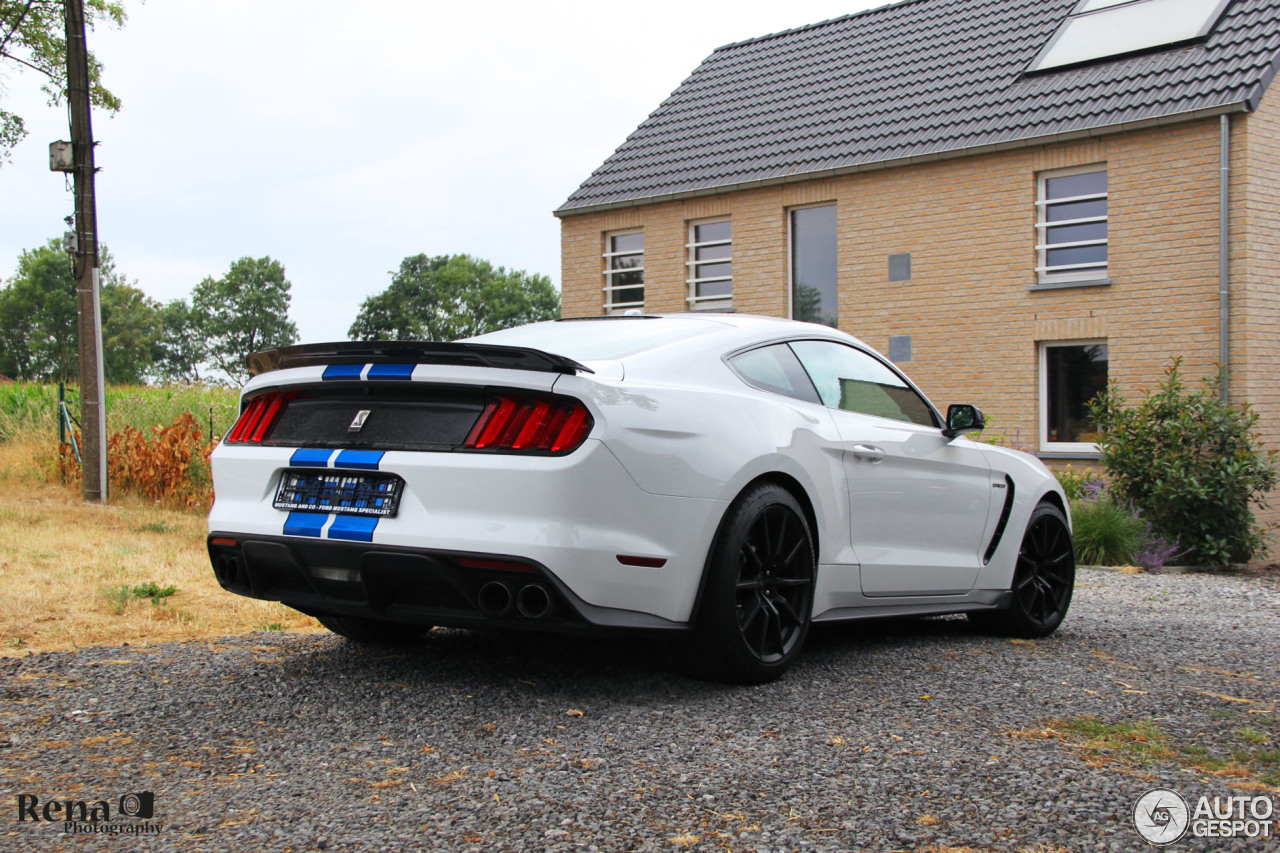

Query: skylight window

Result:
[1028,0,1231,73]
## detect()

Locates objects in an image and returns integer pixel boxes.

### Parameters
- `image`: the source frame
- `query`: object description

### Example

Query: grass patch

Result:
[0,478,318,655]
[1017,715,1280,787]
[1057,716,1174,764]
[129,581,179,601]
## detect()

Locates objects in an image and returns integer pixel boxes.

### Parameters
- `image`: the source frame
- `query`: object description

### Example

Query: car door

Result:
[788,340,997,596]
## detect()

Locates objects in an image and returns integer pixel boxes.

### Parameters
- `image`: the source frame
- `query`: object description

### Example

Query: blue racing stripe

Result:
[366,363,414,380]
[333,450,384,470]
[284,511,328,538]
[290,448,335,468]
[322,363,365,381]
[327,515,379,542]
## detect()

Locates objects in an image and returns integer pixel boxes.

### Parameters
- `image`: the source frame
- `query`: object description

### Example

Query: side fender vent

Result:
[983,475,1016,565]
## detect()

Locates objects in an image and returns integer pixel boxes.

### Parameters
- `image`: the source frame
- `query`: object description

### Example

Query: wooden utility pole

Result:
[64,0,107,502]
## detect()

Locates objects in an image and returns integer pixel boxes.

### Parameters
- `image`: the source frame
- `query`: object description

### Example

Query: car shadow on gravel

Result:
[270,615,992,698]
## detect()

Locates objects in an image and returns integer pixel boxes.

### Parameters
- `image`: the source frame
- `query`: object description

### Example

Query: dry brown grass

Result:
[0,438,318,656]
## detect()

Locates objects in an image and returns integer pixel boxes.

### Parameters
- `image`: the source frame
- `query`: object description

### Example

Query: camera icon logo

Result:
[118,792,155,819]
[1133,789,1190,845]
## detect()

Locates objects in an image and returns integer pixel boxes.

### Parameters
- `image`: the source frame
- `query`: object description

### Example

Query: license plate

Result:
[273,469,404,518]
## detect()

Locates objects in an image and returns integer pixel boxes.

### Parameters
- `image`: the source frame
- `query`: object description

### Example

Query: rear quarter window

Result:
[728,344,821,404]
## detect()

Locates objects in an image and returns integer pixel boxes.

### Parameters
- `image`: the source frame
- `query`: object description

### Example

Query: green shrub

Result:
[1071,496,1145,566]
[1055,466,1096,502]
[1089,360,1278,566]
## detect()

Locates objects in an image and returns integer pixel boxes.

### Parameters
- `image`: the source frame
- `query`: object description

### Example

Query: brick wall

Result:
[1233,95,1280,529]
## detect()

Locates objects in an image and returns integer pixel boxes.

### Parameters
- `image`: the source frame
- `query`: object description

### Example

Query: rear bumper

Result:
[207,534,686,634]
[208,439,728,624]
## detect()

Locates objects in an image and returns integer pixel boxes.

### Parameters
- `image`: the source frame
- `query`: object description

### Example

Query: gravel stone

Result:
[2,568,1278,851]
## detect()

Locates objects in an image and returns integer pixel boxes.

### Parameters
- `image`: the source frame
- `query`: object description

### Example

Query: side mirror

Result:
[943,404,986,439]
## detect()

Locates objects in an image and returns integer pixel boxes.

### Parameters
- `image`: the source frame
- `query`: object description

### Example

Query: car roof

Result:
[468,314,866,365]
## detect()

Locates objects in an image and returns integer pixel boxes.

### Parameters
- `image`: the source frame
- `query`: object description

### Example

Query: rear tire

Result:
[316,615,428,645]
[689,483,815,684]
[971,502,1074,637]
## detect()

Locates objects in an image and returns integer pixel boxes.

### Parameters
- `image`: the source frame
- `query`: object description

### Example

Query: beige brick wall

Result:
[1233,95,1280,529]
[559,112,1280,527]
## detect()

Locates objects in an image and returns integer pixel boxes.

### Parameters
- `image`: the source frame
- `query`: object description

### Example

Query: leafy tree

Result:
[0,239,162,383]
[1090,359,1278,566]
[0,0,126,162]
[348,254,559,342]
[100,281,161,384]
[0,240,78,380]
[153,298,205,383]
[190,256,298,385]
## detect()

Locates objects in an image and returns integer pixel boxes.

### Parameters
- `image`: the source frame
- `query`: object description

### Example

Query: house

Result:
[553,0,1280,485]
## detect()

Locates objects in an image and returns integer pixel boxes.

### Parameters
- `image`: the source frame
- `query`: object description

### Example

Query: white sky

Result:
[0,0,882,342]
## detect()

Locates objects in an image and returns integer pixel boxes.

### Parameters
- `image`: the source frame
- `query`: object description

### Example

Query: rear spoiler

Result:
[245,341,594,378]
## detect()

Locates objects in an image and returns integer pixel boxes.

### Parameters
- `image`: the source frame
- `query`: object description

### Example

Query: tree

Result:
[100,280,160,384]
[0,0,125,162]
[0,239,162,383]
[348,254,560,342]
[190,256,298,385]
[0,240,78,380]
[153,298,205,383]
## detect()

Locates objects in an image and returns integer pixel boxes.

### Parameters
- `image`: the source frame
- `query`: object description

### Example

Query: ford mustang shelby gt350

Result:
[207,314,1074,683]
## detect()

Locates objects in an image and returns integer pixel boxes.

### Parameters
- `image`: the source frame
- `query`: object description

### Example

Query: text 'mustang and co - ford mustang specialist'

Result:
[207,314,1074,683]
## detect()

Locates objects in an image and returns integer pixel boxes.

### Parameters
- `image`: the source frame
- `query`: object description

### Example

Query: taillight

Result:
[463,394,593,453]
[225,392,289,444]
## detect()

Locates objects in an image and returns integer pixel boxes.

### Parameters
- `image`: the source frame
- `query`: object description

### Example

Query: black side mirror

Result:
[943,404,986,439]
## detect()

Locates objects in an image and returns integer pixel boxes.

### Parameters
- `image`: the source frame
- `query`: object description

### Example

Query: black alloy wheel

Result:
[691,483,816,684]
[972,502,1075,637]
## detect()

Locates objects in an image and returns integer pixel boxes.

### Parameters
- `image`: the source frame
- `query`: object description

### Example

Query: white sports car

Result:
[207,314,1073,683]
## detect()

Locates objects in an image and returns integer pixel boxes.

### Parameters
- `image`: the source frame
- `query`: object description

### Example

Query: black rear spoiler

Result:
[245,341,594,378]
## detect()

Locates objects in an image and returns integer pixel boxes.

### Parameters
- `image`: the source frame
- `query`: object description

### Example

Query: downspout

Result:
[1219,114,1231,402]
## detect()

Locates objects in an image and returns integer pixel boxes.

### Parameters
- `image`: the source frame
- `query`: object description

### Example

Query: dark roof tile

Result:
[559,0,1280,213]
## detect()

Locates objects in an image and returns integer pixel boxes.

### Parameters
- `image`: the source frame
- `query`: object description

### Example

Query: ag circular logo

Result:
[1134,789,1190,845]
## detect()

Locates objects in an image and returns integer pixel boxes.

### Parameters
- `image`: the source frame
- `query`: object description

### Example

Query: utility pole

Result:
[64,0,108,502]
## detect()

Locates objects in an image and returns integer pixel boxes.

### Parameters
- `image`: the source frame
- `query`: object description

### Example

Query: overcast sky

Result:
[0,0,882,342]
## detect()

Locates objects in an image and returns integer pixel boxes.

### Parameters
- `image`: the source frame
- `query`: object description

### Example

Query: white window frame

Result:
[1035,165,1108,284]
[1039,339,1108,454]
[602,229,644,314]
[686,218,732,311]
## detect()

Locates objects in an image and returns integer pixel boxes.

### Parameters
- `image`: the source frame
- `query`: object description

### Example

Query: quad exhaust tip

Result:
[477,581,514,617]
[516,584,553,620]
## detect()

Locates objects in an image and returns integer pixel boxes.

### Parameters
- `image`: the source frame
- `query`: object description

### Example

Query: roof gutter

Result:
[555,102,1251,218]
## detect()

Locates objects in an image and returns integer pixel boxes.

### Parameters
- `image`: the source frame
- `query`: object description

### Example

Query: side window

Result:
[789,340,937,427]
[728,344,821,405]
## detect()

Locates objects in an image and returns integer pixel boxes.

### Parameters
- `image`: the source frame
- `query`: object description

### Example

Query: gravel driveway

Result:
[3,568,1278,852]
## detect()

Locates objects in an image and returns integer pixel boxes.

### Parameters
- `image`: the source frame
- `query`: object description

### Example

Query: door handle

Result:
[851,444,886,463]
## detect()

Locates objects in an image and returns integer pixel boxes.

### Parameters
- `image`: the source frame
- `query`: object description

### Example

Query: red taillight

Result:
[463,395,593,453]
[226,392,289,444]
